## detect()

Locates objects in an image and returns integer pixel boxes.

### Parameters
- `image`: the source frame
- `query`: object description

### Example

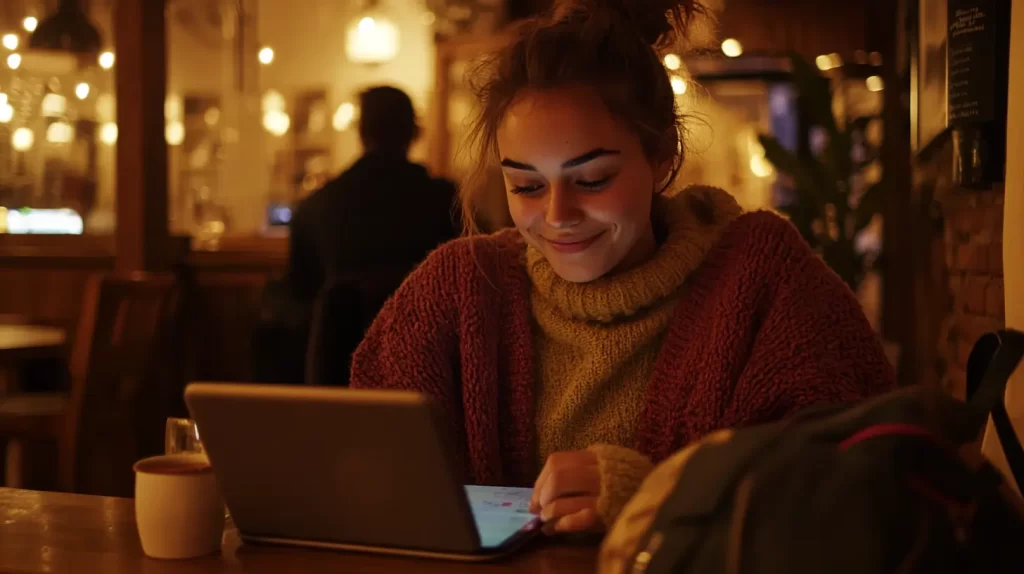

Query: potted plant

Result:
[757,54,884,293]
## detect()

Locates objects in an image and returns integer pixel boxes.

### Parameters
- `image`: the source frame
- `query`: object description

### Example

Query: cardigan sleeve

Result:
[723,218,896,428]
[587,444,655,529]
[349,243,462,427]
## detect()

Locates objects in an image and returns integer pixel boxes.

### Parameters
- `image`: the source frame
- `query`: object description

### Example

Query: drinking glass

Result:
[165,417,231,522]
[165,417,204,456]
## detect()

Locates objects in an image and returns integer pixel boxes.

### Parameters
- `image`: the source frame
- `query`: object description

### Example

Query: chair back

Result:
[184,272,269,383]
[304,279,362,387]
[305,265,410,387]
[64,272,180,496]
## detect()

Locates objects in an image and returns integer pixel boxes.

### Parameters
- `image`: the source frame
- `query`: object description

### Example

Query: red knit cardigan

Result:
[350,211,895,487]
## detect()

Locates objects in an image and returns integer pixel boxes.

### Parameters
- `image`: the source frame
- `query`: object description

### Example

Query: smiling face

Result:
[497,87,666,283]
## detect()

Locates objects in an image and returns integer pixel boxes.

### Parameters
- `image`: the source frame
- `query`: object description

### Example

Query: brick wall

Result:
[925,154,1005,398]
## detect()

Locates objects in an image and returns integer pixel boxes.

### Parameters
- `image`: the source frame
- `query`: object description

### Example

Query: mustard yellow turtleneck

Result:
[526,186,742,526]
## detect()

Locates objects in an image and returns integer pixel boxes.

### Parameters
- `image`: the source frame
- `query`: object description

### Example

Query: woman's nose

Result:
[545,184,583,229]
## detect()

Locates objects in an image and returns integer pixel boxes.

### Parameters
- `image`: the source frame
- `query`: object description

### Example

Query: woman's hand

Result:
[530,450,604,534]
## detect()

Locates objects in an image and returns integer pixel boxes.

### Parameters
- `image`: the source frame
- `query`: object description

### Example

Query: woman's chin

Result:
[546,257,613,284]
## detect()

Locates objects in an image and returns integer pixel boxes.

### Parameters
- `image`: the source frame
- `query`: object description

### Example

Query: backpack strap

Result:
[966,329,1024,488]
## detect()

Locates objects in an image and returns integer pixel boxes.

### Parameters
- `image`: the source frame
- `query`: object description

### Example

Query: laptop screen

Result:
[464,485,540,549]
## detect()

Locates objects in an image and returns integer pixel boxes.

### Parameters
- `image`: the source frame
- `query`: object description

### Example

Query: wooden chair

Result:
[0,272,179,495]
[304,265,410,387]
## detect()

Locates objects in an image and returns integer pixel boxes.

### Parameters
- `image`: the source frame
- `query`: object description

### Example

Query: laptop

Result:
[184,383,542,561]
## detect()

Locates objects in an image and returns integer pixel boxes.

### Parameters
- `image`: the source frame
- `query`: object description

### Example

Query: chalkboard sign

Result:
[946,0,1011,188]
[947,0,996,124]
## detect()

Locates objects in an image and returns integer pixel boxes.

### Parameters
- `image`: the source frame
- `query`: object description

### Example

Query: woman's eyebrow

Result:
[500,148,622,171]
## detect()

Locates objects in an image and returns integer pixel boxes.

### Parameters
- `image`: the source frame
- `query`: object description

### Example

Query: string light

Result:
[23,17,38,32]
[98,51,114,69]
[6,53,21,70]
[99,123,118,145]
[670,75,687,95]
[2,34,18,50]
[258,47,274,65]
[721,38,743,58]
[46,121,74,144]
[865,76,884,92]
[165,121,184,145]
[75,82,91,100]
[332,102,357,131]
[663,53,681,71]
[262,110,291,136]
[346,14,400,64]
[41,94,67,117]
[12,127,34,151]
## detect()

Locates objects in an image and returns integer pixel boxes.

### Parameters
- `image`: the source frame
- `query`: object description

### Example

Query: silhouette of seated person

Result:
[287,85,459,304]
[283,86,458,386]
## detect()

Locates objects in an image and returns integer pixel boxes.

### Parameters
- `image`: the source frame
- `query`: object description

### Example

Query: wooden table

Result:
[0,488,599,573]
[0,324,66,363]
[0,325,68,487]
[0,323,66,394]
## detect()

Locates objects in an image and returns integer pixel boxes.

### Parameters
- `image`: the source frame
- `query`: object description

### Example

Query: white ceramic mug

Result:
[134,453,225,559]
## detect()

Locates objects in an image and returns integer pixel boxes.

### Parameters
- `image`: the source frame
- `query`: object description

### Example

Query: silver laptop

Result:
[184,382,541,561]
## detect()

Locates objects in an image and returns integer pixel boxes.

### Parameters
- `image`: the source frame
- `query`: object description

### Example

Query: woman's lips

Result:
[544,231,606,253]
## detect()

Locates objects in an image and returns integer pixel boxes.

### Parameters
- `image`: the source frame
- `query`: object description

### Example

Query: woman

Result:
[350,0,894,535]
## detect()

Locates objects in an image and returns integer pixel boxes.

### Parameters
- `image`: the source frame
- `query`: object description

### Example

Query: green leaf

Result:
[778,200,821,247]
[820,131,853,197]
[757,135,800,176]
[758,134,828,215]
[853,181,885,232]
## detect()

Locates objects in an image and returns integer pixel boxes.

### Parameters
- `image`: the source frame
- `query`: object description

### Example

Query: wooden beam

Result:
[867,0,914,384]
[114,0,168,272]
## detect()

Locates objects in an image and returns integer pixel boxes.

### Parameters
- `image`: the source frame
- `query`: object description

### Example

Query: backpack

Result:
[599,330,1024,574]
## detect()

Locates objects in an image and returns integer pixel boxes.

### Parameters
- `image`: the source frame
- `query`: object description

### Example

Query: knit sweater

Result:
[350,187,895,524]
[527,189,742,524]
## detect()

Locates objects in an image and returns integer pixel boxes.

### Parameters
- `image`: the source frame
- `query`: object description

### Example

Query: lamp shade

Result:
[345,10,399,65]
[29,0,102,55]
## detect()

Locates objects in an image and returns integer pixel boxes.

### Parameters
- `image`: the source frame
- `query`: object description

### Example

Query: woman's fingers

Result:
[539,494,598,522]
[536,463,601,508]
[531,450,600,513]
[539,498,601,535]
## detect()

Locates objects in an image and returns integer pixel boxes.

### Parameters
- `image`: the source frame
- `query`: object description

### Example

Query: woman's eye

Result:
[576,176,613,190]
[510,183,544,195]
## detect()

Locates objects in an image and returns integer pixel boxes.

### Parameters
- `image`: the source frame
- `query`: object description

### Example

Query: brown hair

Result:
[459,0,706,235]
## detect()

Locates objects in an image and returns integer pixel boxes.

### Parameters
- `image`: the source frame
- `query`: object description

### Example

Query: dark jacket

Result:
[287,152,460,301]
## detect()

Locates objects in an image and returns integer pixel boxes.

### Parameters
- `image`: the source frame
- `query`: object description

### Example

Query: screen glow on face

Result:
[464,485,538,548]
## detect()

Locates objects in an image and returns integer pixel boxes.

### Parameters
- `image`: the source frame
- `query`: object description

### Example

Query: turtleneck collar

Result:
[525,186,742,322]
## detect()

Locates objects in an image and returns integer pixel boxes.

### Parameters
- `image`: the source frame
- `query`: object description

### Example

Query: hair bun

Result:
[563,0,704,47]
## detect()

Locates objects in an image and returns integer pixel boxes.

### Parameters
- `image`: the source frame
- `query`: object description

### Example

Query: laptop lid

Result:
[184,382,483,554]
